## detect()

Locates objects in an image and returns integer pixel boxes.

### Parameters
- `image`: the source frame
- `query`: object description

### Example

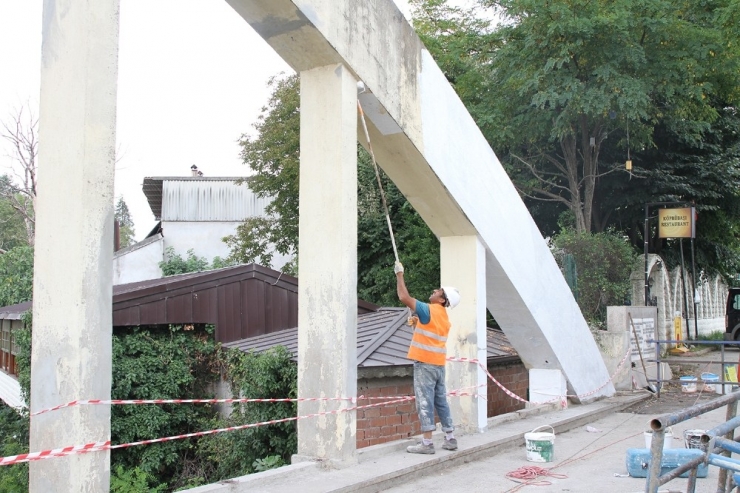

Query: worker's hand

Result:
[394,261,404,275]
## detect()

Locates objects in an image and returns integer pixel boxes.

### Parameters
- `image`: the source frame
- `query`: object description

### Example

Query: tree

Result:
[1,106,37,245]
[0,246,34,307]
[115,196,136,249]
[225,75,301,274]
[412,0,740,233]
[0,175,28,252]
[226,75,442,303]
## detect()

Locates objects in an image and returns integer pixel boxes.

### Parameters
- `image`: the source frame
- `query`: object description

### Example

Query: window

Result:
[0,321,18,376]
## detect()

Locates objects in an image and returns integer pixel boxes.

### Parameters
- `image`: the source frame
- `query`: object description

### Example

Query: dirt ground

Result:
[623,386,722,415]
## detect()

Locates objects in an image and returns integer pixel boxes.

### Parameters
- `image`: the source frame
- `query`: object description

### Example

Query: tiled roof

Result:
[223,307,520,367]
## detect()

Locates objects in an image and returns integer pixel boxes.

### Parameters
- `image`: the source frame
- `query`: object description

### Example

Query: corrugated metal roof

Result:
[223,308,520,368]
[142,177,270,222]
[162,180,271,222]
[0,264,380,345]
[0,302,31,320]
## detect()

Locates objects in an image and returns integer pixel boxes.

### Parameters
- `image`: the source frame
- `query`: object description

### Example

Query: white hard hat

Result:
[442,286,460,309]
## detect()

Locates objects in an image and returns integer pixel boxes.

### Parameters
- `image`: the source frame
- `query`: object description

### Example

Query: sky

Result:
[0,0,415,241]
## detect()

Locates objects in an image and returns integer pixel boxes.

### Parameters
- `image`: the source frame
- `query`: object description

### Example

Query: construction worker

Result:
[394,261,461,454]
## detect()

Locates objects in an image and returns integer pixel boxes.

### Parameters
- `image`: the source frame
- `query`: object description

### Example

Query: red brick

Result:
[369,417,386,428]
[365,428,381,439]
[396,424,413,436]
[364,408,380,418]
[386,415,402,426]
[380,405,397,416]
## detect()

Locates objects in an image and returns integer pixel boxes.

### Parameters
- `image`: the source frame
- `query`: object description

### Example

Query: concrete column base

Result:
[528,369,567,408]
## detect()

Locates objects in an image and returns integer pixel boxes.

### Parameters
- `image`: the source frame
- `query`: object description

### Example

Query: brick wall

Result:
[356,376,420,449]
[486,361,528,416]
[356,360,528,449]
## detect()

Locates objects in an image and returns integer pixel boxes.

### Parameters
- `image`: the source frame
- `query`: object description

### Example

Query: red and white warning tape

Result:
[6,347,633,466]
[30,396,362,417]
[1,397,413,467]
[0,441,109,467]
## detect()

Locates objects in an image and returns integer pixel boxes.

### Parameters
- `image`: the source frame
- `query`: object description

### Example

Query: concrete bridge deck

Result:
[188,392,682,493]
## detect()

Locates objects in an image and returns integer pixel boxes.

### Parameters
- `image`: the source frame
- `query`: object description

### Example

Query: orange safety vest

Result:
[407,303,451,366]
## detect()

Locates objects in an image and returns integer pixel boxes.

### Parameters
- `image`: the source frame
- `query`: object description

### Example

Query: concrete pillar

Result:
[295,63,358,464]
[30,1,119,491]
[441,236,487,433]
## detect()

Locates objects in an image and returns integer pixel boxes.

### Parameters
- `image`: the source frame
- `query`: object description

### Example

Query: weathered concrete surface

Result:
[225,0,613,401]
[295,63,358,462]
[30,0,119,490]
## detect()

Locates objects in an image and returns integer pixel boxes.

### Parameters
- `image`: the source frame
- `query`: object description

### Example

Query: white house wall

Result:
[112,234,164,285]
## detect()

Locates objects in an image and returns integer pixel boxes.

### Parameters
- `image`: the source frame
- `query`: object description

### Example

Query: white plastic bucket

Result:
[644,429,673,450]
[701,373,720,393]
[680,376,697,393]
[684,429,706,451]
[525,425,555,462]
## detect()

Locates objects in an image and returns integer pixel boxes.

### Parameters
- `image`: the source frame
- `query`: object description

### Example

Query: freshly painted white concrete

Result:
[295,64,357,463]
[227,0,613,402]
[442,236,487,433]
[30,0,118,490]
[528,369,567,406]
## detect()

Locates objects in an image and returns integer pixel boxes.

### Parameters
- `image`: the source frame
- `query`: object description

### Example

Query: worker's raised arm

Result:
[395,262,416,311]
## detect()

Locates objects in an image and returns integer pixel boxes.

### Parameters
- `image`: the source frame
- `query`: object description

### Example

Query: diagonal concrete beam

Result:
[225,0,614,401]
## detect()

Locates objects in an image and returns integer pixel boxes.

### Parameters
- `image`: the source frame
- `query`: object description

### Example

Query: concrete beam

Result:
[227,0,613,401]
[30,0,119,490]
[295,63,358,463]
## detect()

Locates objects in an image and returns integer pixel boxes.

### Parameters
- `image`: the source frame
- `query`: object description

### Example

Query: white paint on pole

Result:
[442,236,487,432]
[30,0,119,490]
[295,63,358,463]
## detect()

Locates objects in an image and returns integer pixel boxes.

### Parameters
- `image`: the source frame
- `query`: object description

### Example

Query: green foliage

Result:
[15,312,31,403]
[115,197,136,249]
[111,324,220,490]
[552,230,637,323]
[159,247,210,276]
[226,74,300,274]
[196,347,297,480]
[227,74,441,302]
[413,0,740,236]
[0,403,29,492]
[0,175,28,251]
[252,455,284,472]
[0,246,33,307]
[110,466,166,493]
[357,150,441,305]
[11,314,298,491]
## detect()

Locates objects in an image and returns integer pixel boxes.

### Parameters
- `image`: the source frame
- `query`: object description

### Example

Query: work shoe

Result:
[442,438,458,451]
[406,441,435,454]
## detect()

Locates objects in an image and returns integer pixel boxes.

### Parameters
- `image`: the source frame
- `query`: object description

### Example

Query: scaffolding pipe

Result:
[651,392,740,431]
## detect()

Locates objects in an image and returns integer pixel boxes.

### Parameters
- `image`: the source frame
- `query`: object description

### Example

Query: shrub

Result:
[553,229,637,324]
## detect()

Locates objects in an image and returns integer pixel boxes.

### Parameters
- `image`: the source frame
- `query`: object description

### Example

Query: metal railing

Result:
[647,390,740,492]
[647,339,739,398]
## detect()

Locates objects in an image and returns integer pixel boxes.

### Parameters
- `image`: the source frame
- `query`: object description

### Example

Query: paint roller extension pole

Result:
[357,98,400,263]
